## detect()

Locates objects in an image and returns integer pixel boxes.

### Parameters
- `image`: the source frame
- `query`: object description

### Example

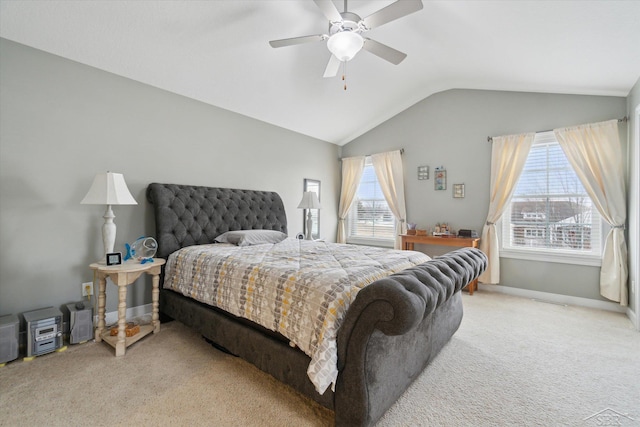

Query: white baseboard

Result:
[93,303,153,326]
[480,284,627,314]
[626,307,639,331]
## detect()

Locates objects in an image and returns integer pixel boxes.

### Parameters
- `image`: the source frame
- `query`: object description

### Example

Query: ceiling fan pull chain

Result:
[343,60,347,91]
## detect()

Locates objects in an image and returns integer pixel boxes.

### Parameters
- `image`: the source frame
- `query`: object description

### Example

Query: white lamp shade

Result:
[81,172,137,205]
[327,31,364,61]
[297,191,321,210]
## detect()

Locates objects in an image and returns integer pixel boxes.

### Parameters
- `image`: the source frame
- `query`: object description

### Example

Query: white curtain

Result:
[479,133,535,284]
[371,150,407,249]
[337,156,365,243]
[554,120,628,305]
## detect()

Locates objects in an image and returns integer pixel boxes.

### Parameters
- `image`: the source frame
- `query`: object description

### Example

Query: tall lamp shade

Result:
[297,191,321,240]
[81,172,137,260]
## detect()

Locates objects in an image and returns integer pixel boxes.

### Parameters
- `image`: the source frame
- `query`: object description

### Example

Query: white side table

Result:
[89,258,165,356]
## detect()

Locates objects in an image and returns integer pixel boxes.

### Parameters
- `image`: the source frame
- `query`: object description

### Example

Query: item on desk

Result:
[406,223,417,235]
[416,229,427,236]
[433,222,451,236]
[458,229,479,238]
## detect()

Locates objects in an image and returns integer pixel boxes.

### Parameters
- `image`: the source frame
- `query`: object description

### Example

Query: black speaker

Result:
[0,314,19,364]
[458,229,478,238]
[67,302,93,344]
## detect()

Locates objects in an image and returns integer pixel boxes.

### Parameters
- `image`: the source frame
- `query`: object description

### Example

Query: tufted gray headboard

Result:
[146,183,288,259]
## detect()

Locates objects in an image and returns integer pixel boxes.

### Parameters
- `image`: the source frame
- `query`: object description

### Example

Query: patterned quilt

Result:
[163,238,430,394]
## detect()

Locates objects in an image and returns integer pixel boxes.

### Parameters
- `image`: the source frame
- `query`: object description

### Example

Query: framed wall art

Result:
[417,165,429,180]
[453,183,465,198]
[434,167,446,190]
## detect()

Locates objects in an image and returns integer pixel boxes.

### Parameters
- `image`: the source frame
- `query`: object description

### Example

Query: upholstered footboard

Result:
[335,247,487,426]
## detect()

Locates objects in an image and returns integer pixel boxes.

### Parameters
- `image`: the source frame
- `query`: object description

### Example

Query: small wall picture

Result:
[417,165,429,180]
[434,167,446,190]
[453,183,465,198]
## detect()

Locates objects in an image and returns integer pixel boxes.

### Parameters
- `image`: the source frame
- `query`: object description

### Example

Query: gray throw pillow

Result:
[214,230,288,246]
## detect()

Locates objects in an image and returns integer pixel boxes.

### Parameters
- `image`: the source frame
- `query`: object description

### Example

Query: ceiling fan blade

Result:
[323,55,341,78]
[362,0,423,29]
[362,38,407,65]
[313,0,342,22]
[269,34,326,48]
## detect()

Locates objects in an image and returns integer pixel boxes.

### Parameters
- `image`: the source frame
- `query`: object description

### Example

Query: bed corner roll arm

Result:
[334,247,487,427]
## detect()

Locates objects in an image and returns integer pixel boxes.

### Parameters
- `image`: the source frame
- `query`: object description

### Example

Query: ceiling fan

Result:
[269,0,424,79]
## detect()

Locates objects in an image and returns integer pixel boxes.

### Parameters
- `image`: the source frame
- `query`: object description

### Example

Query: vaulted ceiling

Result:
[2,1,639,145]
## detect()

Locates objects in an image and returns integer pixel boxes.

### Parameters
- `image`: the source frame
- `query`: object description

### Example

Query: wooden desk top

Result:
[400,234,479,248]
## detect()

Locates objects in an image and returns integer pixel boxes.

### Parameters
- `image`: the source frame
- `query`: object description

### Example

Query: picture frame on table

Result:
[106,252,122,266]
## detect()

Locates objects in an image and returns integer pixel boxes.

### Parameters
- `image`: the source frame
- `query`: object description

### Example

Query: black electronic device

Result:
[458,229,478,238]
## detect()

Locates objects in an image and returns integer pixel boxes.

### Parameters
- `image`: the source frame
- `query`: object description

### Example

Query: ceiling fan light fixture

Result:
[327,31,364,61]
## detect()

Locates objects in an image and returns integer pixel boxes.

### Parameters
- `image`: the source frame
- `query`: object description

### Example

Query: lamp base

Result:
[305,212,313,240]
[102,205,116,257]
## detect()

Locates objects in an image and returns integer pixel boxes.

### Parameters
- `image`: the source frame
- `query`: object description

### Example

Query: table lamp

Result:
[297,191,321,240]
[81,172,137,261]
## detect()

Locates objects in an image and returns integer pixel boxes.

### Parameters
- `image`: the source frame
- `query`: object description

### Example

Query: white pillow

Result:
[214,230,288,246]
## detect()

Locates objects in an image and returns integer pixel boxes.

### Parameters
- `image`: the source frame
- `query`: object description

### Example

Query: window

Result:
[347,157,396,246]
[500,132,603,265]
[524,228,545,239]
[303,179,321,240]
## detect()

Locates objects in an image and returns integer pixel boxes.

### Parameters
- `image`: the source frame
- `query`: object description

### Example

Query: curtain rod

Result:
[341,148,404,160]
[366,148,404,156]
[486,116,628,143]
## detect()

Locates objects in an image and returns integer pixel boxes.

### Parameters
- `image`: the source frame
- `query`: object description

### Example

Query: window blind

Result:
[348,158,396,241]
[502,132,601,257]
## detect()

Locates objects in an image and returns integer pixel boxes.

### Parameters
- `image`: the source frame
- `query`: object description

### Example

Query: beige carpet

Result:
[1,291,638,426]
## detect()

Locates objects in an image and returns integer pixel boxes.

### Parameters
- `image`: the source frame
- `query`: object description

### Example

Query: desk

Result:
[400,234,480,295]
[90,259,165,356]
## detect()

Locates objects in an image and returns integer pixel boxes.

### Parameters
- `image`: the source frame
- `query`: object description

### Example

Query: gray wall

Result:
[342,89,627,302]
[627,76,640,316]
[0,39,340,316]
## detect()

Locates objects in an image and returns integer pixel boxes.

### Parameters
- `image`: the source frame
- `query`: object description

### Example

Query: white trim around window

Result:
[498,224,604,266]
[346,236,395,248]
[346,157,397,247]
[498,131,605,267]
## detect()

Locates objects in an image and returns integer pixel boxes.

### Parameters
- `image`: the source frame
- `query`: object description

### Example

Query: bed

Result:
[147,183,487,426]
